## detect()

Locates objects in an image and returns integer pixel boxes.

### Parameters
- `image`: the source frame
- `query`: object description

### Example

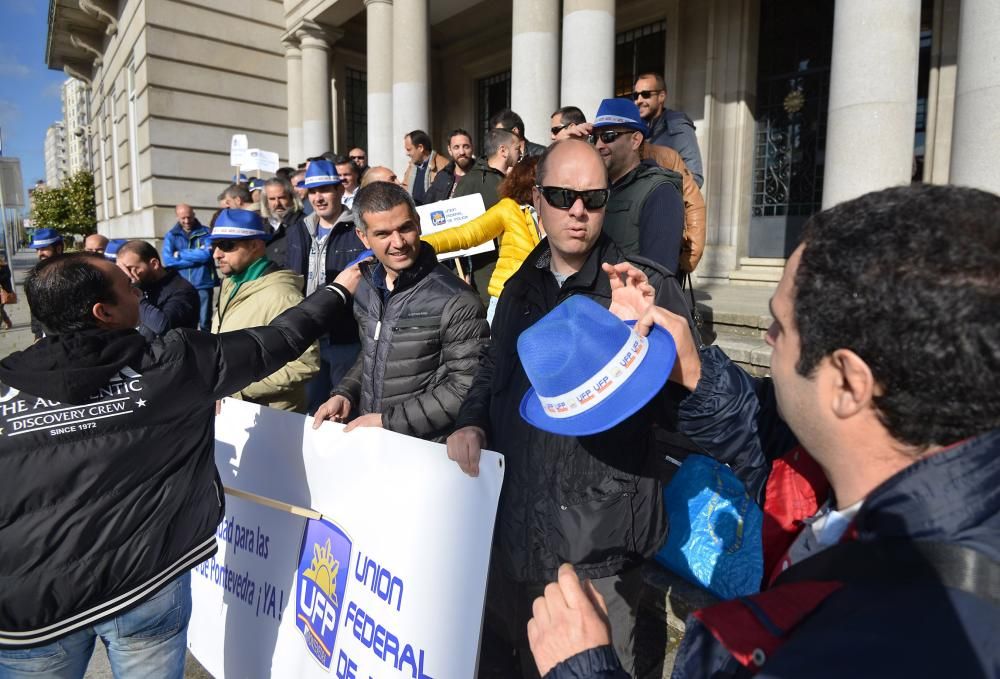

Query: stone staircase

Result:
[728,257,785,287]
[691,281,774,377]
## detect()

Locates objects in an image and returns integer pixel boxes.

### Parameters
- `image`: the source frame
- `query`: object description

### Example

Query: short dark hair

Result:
[118,240,160,263]
[448,129,473,147]
[25,253,116,334]
[490,109,527,138]
[352,181,419,234]
[795,183,1000,449]
[484,128,516,159]
[217,183,252,203]
[333,155,359,179]
[275,166,296,180]
[406,130,433,153]
[552,106,586,126]
[635,72,666,91]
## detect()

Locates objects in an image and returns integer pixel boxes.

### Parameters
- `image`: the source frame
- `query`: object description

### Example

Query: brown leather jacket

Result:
[641,143,706,272]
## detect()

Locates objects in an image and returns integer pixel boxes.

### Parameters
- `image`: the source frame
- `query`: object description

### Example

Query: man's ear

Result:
[356,228,370,249]
[532,185,542,212]
[92,301,114,326]
[829,349,877,419]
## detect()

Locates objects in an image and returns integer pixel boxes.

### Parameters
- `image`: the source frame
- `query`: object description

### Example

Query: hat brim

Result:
[519,321,677,436]
[591,121,649,139]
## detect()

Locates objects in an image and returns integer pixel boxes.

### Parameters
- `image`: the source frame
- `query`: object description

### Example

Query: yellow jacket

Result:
[422,198,542,298]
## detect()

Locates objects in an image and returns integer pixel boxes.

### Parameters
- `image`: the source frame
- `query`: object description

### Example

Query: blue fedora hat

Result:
[208,209,270,241]
[248,177,265,193]
[592,98,649,138]
[518,295,676,436]
[104,239,128,261]
[29,228,63,249]
[232,173,249,184]
[298,159,342,190]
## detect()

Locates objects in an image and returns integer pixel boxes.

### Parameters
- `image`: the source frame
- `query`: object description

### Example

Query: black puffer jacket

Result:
[0,285,350,648]
[333,244,489,441]
[454,234,698,583]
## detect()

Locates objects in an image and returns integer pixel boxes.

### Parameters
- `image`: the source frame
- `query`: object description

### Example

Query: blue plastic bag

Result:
[654,455,764,599]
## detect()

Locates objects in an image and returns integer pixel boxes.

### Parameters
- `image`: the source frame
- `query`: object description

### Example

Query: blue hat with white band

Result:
[298,159,342,190]
[592,98,650,138]
[208,209,270,241]
[29,228,63,249]
[518,295,676,436]
[104,239,128,261]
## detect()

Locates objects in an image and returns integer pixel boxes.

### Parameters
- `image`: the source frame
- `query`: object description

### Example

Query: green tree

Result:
[28,171,97,238]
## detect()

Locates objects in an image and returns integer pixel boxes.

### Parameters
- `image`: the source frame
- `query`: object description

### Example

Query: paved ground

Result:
[0,250,40,357]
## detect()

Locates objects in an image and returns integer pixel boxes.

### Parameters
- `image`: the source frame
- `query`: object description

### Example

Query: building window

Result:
[344,67,367,151]
[615,21,666,97]
[476,71,511,154]
[913,0,933,181]
[109,88,122,217]
[97,103,109,221]
[127,60,141,211]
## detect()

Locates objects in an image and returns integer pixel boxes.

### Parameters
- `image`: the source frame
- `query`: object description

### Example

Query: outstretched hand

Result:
[603,262,655,322]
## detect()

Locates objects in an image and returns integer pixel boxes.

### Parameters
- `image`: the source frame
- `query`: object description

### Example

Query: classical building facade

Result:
[61,78,92,175]
[49,0,999,282]
[43,122,68,188]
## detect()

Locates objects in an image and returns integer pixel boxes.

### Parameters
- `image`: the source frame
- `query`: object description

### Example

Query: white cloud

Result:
[0,99,20,125]
[0,57,31,79]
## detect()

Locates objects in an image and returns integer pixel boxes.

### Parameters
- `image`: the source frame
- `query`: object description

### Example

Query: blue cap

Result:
[592,98,649,138]
[248,177,265,193]
[104,239,128,261]
[232,173,249,184]
[518,296,675,436]
[209,209,269,241]
[29,228,63,249]
[299,160,342,190]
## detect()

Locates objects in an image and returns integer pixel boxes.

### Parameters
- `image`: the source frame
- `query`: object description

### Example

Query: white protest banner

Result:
[242,149,280,174]
[416,194,495,260]
[189,399,505,678]
[230,135,249,167]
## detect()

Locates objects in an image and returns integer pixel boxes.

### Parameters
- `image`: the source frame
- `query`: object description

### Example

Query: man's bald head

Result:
[360,166,400,188]
[175,204,197,231]
[535,139,609,188]
[84,233,109,254]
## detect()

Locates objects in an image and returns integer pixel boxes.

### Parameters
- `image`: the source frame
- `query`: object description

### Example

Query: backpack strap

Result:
[773,539,1000,606]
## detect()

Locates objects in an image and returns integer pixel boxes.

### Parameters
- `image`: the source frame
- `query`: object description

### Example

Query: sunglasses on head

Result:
[213,240,240,253]
[589,129,631,145]
[632,89,664,100]
[536,186,610,210]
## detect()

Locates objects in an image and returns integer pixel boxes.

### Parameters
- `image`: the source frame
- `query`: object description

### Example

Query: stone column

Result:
[392,0,430,175]
[560,0,615,122]
[822,0,921,208]
[283,38,303,165]
[297,21,333,157]
[949,0,1000,193]
[366,0,394,168]
[512,0,560,147]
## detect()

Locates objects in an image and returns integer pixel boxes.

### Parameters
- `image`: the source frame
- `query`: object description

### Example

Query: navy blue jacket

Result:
[137,269,200,341]
[161,222,217,290]
[548,347,1000,679]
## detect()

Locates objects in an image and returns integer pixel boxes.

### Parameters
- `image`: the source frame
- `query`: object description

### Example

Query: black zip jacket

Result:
[0,284,350,648]
[453,234,698,583]
[332,244,489,441]
[137,269,200,340]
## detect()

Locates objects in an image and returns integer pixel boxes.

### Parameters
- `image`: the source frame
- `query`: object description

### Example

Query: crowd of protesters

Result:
[1,70,998,679]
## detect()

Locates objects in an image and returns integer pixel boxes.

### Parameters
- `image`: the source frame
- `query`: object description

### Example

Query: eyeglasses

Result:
[632,89,664,100]
[551,124,570,136]
[212,240,240,253]
[589,130,629,145]
[349,155,366,161]
[536,186,610,210]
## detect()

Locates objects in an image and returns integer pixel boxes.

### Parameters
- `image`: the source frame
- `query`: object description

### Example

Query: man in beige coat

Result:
[209,208,319,412]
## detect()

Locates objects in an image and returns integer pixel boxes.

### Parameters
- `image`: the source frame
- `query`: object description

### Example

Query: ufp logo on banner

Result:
[296,519,352,669]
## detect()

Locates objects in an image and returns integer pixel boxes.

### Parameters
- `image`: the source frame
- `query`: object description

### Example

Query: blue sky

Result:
[0,0,69,207]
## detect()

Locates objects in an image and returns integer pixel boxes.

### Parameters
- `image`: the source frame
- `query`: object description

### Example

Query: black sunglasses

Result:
[349,155,366,160]
[550,123,570,136]
[536,186,610,210]
[632,89,664,100]
[212,240,240,253]
[589,130,631,145]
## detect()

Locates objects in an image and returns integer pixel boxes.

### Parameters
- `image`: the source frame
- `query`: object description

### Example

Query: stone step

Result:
[710,328,772,376]
[728,257,785,287]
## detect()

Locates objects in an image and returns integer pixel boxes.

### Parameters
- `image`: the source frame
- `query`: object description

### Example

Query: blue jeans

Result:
[197,288,214,331]
[0,573,191,679]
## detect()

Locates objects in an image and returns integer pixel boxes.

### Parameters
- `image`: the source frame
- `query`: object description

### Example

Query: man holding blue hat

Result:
[28,228,65,338]
[285,158,366,413]
[592,98,685,276]
[210,208,319,413]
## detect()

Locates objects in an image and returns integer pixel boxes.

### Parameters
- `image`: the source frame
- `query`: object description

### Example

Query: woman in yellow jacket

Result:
[423,156,543,322]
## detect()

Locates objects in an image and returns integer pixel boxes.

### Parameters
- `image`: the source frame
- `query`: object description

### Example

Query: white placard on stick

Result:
[242,149,280,174]
[416,194,495,259]
[188,399,505,679]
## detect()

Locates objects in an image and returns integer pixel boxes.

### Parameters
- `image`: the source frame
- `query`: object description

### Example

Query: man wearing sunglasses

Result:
[592,98,686,276]
[634,72,704,187]
[446,139,698,677]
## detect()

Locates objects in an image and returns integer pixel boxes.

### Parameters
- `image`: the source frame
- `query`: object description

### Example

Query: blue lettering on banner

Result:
[295,518,352,670]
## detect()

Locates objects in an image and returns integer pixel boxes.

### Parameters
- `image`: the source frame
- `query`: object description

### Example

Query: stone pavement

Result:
[0,250,41,358]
